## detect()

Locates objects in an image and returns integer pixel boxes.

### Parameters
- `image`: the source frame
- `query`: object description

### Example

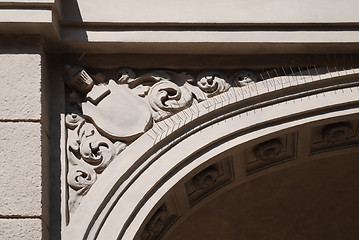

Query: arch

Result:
[65,68,359,240]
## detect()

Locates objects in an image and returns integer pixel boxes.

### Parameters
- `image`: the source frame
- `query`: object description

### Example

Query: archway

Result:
[64,66,359,239]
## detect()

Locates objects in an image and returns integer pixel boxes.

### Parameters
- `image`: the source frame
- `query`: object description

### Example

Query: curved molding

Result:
[64,66,359,239]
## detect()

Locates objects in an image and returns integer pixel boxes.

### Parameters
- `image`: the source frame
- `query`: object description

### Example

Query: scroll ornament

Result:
[64,65,258,202]
[65,113,126,211]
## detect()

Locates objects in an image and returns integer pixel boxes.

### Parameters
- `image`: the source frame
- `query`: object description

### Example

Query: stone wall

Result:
[1,1,359,239]
[0,35,48,240]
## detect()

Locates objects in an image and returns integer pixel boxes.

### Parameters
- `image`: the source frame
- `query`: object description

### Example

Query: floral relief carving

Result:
[63,65,359,225]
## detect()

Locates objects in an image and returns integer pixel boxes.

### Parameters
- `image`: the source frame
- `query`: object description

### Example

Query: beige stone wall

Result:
[0,36,48,240]
[0,1,359,239]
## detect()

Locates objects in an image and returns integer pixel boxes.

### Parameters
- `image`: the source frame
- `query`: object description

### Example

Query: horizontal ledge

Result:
[62,30,359,43]
[49,42,359,55]
[59,22,359,30]
[0,9,52,23]
[0,1,53,9]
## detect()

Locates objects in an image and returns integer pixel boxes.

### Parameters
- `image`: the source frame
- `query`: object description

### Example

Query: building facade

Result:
[1,0,359,239]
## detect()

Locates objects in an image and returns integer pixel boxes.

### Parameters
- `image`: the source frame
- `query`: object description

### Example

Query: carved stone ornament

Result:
[64,65,257,212]
[141,199,180,240]
[146,209,168,238]
[322,122,354,144]
[196,71,231,97]
[254,138,284,161]
[65,113,126,212]
[67,65,321,215]
[192,166,220,190]
[231,70,258,86]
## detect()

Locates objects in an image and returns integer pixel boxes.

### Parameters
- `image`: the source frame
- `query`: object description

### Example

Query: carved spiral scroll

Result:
[148,80,193,121]
[67,164,96,192]
[80,136,117,172]
[66,114,125,193]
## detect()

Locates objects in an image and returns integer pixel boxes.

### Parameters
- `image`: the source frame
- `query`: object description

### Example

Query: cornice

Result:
[1,0,359,54]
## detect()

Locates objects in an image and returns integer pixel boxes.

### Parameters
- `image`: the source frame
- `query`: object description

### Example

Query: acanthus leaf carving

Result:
[65,112,126,213]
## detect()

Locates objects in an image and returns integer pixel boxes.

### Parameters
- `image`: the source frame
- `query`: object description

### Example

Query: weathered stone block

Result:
[0,218,42,240]
[0,122,42,216]
[0,54,41,120]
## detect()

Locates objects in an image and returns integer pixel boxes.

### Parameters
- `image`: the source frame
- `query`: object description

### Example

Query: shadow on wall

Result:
[48,59,66,240]
[61,0,88,41]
